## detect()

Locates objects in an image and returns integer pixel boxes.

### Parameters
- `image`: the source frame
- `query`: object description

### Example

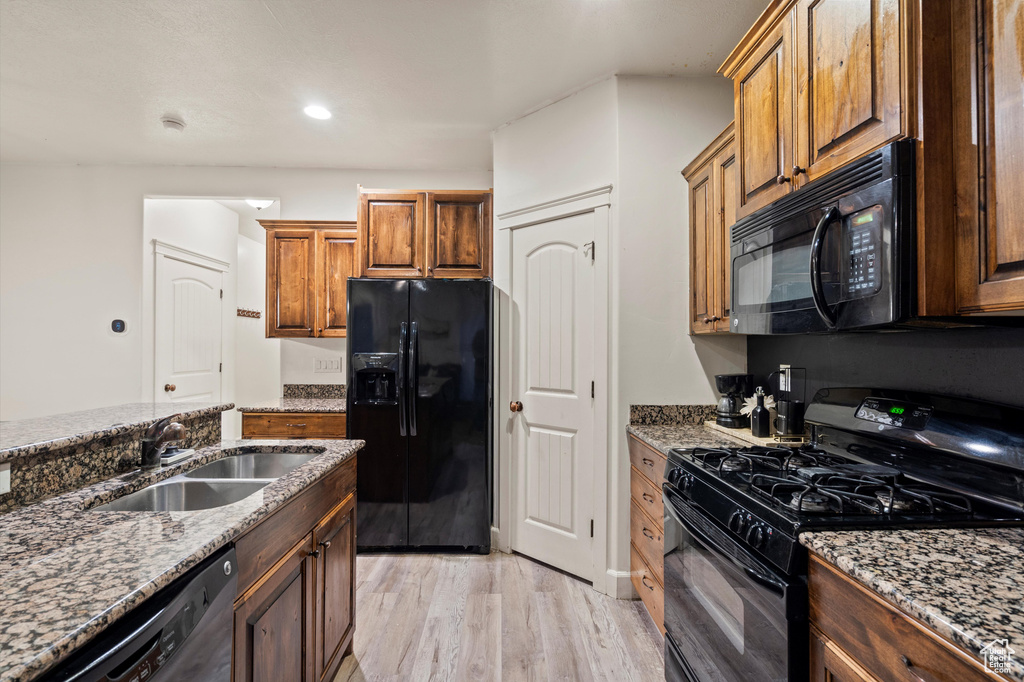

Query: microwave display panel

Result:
[843,205,883,301]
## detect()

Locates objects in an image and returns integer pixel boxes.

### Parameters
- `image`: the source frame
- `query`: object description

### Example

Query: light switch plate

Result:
[0,463,10,496]
[313,357,343,374]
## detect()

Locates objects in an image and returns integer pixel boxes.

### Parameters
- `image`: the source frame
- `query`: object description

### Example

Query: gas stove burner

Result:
[789,491,831,512]
[795,467,841,481]
[720,458,746,473]
[876,492,920,513]
[838,463,900,479]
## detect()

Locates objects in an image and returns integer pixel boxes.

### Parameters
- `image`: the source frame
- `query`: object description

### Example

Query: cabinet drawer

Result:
[242,412,346,439]
[630,499,665,588]
[628,435,668,488]
[809,555,993,682]
[630,542,665,635]
[630,465,664,529]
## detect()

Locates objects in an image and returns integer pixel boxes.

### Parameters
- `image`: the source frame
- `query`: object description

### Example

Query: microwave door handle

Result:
[810,206,841,330]
[663,492,786,594]
[398,321,408,436]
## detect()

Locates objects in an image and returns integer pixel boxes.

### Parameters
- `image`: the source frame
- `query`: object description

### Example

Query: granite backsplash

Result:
[283,383,347,400]
[0,413,221,513]
[629,404,717,426]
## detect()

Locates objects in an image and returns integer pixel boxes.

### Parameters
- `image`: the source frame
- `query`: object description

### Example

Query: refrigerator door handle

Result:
[398,321,408,437]
[409,322,419,436]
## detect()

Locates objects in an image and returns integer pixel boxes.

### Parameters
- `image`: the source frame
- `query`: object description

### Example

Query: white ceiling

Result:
[0,0,765,171]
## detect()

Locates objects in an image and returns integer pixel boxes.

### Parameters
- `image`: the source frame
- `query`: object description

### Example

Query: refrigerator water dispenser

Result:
[351,353,399,405]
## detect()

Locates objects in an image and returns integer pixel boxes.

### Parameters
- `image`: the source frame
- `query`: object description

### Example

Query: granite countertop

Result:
[0,437,363,682]
[626,422,750,456]
[0,402,233,463]
[236,398,346,413]
[801,528,1024,681]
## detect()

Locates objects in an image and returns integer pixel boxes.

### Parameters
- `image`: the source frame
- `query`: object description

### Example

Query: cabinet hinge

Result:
[583,241,595,262]
[591,381,595,399]
[219,362,223,373]
[220,289,223,299]
[590,519,594,538]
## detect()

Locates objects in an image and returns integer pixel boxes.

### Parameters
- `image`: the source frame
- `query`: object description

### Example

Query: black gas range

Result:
[661,387,1024,682]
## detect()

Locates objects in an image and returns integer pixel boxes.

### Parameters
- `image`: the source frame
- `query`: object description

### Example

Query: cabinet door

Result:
[952,0,1024,313]
[688,159,717,334]
[734,14,796,218]
[426,191,492,278]
[316,227,359,337]
[715,140,738,332]
[312,492,356,681]
[267,230,316,337]
[233,536,315,682]
[358,191,426,278]
[810,627,881,682]
[794,0,904,182]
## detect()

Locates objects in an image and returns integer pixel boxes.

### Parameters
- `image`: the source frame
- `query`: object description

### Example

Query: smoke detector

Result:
[161,116,186,132]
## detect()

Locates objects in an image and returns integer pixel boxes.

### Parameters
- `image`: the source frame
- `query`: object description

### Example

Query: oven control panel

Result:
[856,397,932,430]
[843,205,883,300]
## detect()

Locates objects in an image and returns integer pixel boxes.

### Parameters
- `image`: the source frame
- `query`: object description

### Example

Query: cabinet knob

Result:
[164,384,176,392]
[703,318,713,324]
[776,175,791,185]
[510,401,523,413]
[319,540,331,549]
[319,328,323,333]
[309,549,321,559]
[792,165,806,175]
[710,316,721,322]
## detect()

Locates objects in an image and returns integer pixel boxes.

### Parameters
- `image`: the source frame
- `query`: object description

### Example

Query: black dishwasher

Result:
[44,545,237,682]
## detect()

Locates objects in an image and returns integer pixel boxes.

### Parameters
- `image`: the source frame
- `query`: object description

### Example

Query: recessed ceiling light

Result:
[303,105,332,120]
[245,199,275,210]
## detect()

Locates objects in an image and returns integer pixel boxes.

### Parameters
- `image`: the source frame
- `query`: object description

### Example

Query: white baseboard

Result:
[605,568,635,599]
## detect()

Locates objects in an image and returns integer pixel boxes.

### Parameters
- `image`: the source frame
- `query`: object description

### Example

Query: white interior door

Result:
[155,255,223,403]
[510,212,595,580]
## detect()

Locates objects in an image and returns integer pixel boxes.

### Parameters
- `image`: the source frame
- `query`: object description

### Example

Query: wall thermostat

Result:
[111,319,127,333]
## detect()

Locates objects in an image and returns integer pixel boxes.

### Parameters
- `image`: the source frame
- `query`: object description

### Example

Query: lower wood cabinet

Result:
[232,456,356,682]
[809,554,995,682]
[627,434,666,634]
[241,412,347,439]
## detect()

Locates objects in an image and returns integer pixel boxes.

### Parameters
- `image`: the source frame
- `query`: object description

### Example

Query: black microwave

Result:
[730,140,915,334]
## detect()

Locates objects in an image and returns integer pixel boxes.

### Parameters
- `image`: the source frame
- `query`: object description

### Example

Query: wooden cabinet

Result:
[627,434,666,634]
[358,187,492,279]
[950,0,1024,313]
[241,412,347,439]
[683,123,737,334]
[262,221,360,338]
[233,456,357,682]
[721,0,907,219]
[808,555,995,682]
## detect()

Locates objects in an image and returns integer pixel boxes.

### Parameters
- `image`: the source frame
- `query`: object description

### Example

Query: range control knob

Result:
[681,474,695,492]
[728,510,747,534]
[746,523,768,550]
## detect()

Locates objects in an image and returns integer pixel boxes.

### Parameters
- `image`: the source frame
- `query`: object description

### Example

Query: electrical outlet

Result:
[313,357,343,374]
[0,463,10,496]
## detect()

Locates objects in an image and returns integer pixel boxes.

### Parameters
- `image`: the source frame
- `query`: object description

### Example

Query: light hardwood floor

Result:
[333,552,664,682]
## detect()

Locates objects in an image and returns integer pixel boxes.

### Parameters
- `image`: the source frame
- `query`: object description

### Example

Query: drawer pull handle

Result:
[286,423,307,427]
[642,528,655,540]
[900,656,931,682]
[642,458,655,467]
[641,575,655,591]
[642,492,655,504]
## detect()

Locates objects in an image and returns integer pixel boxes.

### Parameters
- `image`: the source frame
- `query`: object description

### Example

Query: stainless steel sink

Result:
[184,453,317,480]
[92,479,269,512]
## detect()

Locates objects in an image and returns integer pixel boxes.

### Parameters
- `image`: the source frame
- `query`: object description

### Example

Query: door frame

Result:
[152,240,230,401]
[495,185,612,594]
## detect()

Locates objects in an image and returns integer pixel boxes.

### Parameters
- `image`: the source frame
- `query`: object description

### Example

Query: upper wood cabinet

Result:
[684,123,737,334]
[262,220,360,338]
[358,187,492,279]
[951,0,1024,314]
[722,0,907,219]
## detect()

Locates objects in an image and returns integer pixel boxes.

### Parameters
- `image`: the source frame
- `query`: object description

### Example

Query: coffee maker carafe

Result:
[715,373,753,428]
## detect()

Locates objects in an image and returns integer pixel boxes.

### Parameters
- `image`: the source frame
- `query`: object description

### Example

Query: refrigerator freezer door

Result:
[408,279,492,551]
[348,278,410,549]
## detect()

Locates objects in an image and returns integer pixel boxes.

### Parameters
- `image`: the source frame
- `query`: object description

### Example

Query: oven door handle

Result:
[810,205,841,330]
[664,492,787,595]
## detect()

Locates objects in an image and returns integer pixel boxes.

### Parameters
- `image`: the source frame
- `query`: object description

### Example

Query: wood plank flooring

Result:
[333,552,664,682]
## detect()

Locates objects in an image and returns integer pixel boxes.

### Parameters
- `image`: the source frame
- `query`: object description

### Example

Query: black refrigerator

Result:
[346,278,491,553]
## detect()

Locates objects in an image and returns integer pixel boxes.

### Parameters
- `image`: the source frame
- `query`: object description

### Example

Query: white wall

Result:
[0,164,492,419]
[236,233,280,436]
[491,75,746,594]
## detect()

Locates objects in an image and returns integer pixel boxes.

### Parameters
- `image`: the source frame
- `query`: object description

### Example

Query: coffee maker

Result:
[715,373,753,428]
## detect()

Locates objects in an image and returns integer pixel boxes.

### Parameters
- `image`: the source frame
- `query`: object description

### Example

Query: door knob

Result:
[510,401,523,413]
[164,384,176,392]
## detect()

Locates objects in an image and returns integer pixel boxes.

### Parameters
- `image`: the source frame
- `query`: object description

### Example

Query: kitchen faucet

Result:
[141,416,186,470]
